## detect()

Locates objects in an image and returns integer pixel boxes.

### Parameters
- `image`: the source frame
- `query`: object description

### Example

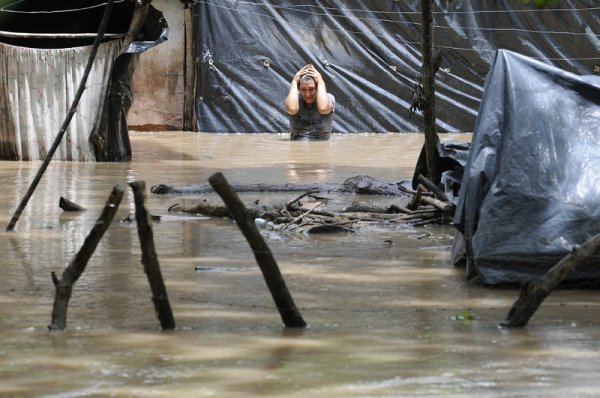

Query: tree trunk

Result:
[421,0,440,184]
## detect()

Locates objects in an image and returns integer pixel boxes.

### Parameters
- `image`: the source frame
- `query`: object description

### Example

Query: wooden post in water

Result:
[49,185,125,331]
[208,172,307,328]
[129,181,176,330]
[500,232,600,328]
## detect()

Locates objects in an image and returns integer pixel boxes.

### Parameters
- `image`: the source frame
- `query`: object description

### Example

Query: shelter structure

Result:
[0,0,167,161]
[452,49,600,287]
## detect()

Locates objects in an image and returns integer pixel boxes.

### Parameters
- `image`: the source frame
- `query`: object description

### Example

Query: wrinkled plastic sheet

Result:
[92,5,168,161]
[193,0,600,134]
[452,49,600,286]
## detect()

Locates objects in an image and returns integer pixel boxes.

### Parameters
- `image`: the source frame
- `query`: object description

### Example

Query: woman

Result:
[285,64,335,140]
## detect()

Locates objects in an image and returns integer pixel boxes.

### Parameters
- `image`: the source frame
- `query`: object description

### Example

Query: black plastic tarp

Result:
[193,0,600,134]
[92,5,168,161]
[452,49,600,286]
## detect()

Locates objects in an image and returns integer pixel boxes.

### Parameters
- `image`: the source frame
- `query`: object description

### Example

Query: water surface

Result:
[1,132,600,397]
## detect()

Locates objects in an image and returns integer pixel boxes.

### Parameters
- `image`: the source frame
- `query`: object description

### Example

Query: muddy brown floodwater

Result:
[1,132,600,398]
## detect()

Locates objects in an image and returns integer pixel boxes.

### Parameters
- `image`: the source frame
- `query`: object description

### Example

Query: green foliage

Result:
[452,308,477,324]
[522,0,560,8]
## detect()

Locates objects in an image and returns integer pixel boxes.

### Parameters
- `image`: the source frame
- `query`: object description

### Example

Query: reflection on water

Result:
[2,132,600,397]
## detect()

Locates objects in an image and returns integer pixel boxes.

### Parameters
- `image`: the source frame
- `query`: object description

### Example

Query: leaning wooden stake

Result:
[49,185,125,331]
[5,0,115,232]
[130,181,176,330]
[500,232,600,328]
[208,172,307,328]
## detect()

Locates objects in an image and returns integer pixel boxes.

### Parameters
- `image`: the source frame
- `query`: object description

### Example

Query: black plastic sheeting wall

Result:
[452,49,600,287]
[192,0,600,134]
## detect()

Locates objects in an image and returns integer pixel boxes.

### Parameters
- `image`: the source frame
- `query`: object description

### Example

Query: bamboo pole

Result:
[129,181,176,330]
[208,172,307,328]
[49,185,125,331]
[5,0,115,232]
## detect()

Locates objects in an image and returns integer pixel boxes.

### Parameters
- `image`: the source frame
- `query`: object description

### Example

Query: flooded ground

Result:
[1,132,600,397]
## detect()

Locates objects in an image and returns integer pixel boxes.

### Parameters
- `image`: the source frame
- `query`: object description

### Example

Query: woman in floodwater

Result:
[285,64,335,141]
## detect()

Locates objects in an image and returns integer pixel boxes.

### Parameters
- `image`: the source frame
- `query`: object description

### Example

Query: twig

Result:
[282,202,324,230]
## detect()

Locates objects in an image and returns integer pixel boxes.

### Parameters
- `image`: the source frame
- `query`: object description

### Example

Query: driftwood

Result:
[59,197,86,212]
[5,0,116,232]
[208,172,307,328]
[49,185,124,331]
[500,232,600,328]
[408,185,424,210]
[417,173,449,202]
[151,175,407,196]
[130,181,175,330]
[161,174,457,229]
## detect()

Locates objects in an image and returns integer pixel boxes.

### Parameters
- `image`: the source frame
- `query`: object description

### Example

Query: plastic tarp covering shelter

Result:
[0,40,122,161]
[193,0,600,134]
[452,49,600,287]
[0,1,167,161]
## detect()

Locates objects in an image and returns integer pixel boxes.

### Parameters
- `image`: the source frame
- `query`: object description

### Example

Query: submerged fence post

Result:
[500,232,600,328]
[129,181,176,330]
[49,185,125,331]
[208,172,307,328]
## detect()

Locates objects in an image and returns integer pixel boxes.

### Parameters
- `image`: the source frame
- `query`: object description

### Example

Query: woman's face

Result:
[298,79,316,105]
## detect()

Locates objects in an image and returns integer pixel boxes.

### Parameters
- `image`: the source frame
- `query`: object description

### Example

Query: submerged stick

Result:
[130,181,175,330]
[500,232,600,328]
[5,0,115,232]
[208,172,307,328]
[59,197,87,212]
[49,185,124,331]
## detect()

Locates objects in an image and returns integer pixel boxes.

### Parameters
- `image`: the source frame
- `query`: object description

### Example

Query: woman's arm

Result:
[307,66,334,115]
[285,65,309,115]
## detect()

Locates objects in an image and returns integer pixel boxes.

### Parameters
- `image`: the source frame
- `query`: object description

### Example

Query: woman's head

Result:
[298,74,317,105]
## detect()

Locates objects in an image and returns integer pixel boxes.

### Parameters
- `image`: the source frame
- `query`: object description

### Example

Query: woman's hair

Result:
[297,74,317,88]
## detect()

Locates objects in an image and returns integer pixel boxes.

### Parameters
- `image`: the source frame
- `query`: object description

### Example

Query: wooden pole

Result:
[49,185,125,331]
[420,0,440,184]
[0,31,124,39]
[500,232,600,328]
[417,173,449,202]
[183,2,197,131]
[121,0,151,50]
[5,0,115,232]
[129,181,176,330]
[208,172,307,328]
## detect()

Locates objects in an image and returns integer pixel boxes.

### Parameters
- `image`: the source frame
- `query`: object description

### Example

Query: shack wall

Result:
[128,0,185,131]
